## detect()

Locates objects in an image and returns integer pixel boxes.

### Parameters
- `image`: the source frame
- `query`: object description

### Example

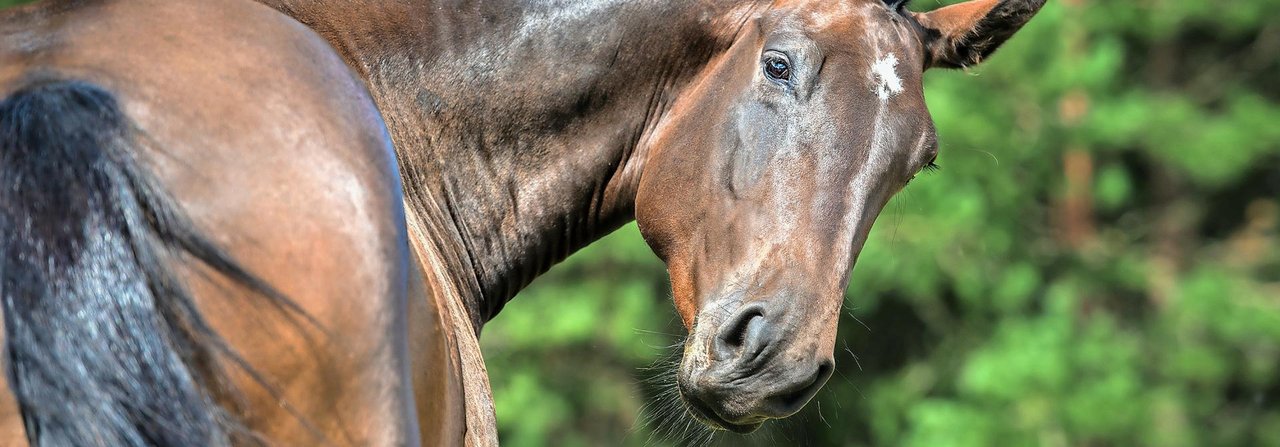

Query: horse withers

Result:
[0,0,1045,445]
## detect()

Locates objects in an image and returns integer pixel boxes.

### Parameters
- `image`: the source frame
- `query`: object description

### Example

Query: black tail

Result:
[0,79,277,446]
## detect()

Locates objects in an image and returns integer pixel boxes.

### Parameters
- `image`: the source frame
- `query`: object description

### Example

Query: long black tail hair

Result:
[0,78,285,446]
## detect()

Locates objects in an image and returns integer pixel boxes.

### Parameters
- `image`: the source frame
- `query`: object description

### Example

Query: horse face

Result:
[634,0,1045,432]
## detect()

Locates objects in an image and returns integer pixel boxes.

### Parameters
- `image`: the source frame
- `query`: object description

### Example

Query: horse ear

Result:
[912,0,1047,69]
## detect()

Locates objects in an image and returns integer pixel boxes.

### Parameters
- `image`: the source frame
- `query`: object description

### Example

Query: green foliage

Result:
[485,0,1280,445]
[483,227,679,446]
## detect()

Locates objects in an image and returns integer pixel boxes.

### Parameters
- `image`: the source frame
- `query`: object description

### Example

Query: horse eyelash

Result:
[906,162,939,185]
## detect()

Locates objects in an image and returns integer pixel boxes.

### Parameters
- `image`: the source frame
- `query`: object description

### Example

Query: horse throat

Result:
[258,0,758,328]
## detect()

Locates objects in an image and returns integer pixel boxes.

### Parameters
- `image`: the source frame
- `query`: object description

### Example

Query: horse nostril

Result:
[714,305,768,362]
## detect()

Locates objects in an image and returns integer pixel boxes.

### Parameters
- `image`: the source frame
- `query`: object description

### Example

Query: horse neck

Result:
[259,0,758,328]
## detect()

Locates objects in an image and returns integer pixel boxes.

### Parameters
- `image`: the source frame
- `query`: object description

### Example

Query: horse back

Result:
[0,0,422,444]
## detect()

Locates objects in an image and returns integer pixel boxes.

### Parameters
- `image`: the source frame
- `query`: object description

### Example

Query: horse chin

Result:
[689,409,766,434]
[679,389,767,433]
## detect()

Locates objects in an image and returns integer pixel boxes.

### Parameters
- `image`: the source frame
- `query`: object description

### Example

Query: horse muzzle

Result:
[677,303,836,433]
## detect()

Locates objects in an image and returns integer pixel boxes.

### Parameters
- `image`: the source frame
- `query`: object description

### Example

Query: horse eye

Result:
[763,56,791,82]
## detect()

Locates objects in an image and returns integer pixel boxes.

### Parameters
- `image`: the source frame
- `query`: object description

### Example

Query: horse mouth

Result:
[680,391,767,434]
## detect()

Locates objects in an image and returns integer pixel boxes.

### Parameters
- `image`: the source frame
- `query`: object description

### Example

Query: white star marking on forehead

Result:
[870,53,903,100]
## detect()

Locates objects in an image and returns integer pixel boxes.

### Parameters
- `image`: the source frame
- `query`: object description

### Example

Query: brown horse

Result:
[0,0,1045,445]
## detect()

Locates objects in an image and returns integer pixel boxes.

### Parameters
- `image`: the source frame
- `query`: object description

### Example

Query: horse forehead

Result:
[785,0,877,33]
[772,0,910,59]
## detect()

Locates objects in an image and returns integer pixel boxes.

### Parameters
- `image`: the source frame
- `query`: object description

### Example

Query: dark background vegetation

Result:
[3,0,1277,445]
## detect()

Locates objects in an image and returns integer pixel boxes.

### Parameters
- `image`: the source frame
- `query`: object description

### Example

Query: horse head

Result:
[634,0,1046,432]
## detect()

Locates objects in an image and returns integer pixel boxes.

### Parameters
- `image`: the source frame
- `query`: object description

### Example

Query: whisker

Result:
[634,328,684,337]
[843,307,873,333]
[960,146,1000,166]
[842,342,864,372]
